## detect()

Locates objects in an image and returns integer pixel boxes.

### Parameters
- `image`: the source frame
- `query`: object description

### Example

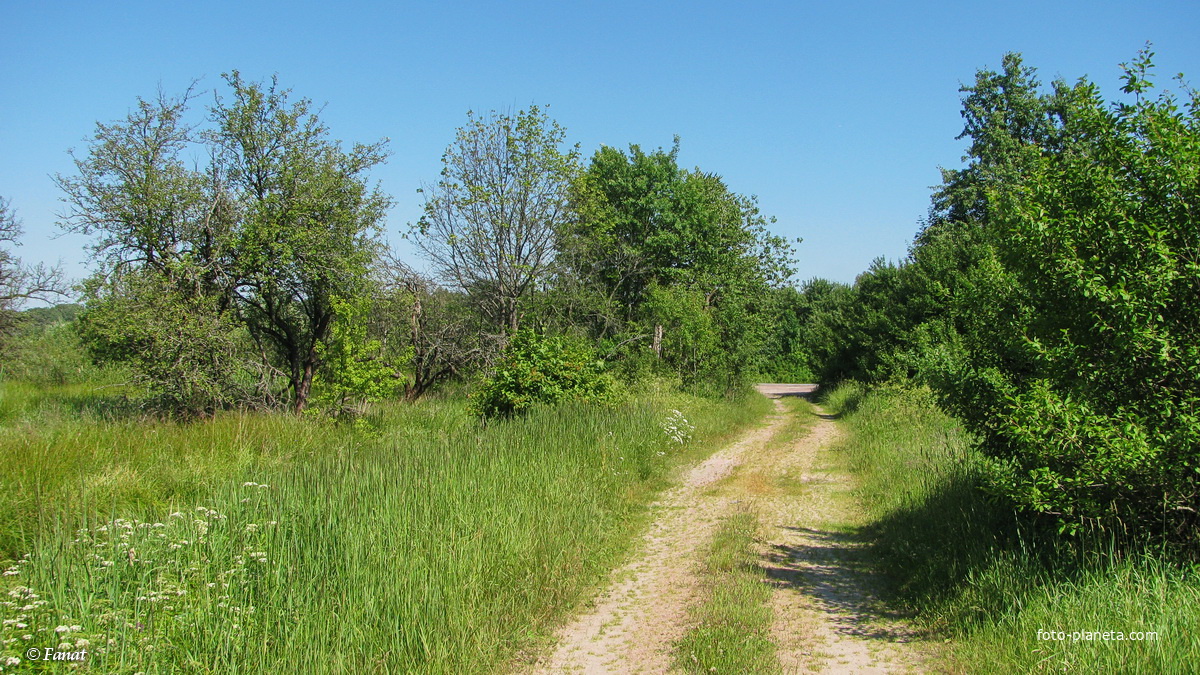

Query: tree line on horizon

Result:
[0,75,798,416]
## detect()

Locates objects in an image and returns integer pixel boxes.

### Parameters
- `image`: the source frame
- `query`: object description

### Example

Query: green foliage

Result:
[644,284,720,386]
[558,142,795,389]
[828,383,1200,674]
[0,311,100,386]
[58,75,390,415]
[414,105,578,335]
[312,295,403,416]
[17,303,82,327]
[470,330,613,418]
[214,72,391,413]
[77,270,262,414]
[980,48,1200,533]
[804,48,1200,540]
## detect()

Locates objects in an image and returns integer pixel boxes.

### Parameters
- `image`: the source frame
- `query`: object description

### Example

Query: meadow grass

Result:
[673,511,778,674]
[821,382,1200,673]
[0,380,768,673]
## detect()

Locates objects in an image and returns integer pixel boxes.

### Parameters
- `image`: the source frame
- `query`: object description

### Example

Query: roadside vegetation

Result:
[783,47,1200,543]
[0,372,767,672]
[0,70,791,672]
[823,383,1200,672]
[779,46,1200,673]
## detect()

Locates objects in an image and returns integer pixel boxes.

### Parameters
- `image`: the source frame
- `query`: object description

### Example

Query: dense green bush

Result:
[77,270,269,415]
[982,50,1200,536]
[826,383,1200,674]
[470,330,614,418]
[803,49,1200,542]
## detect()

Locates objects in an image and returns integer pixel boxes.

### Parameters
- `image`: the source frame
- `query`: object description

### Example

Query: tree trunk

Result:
[293,356,316,413]
[653,324,664,358]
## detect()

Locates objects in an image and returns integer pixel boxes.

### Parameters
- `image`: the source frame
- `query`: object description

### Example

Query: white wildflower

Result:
[660,409,694,444]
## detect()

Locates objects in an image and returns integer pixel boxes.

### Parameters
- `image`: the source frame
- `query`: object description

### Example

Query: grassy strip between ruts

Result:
[673,510,778,674]
[0,380,770,673]
[821,382,1200,673]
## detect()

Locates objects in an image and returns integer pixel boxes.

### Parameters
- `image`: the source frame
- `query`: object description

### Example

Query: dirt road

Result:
[528,384,924,674]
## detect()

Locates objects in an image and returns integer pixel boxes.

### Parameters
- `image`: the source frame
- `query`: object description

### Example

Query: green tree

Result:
[212,72,390,412]
[983,48,1200,534]
[772,277,855,384]
[562,142,795,388]
[311,295,401,416]
[58,76,390,414]
[55,89,255,413]
[56,87,229,293]
[413,105,579,335]
[812,53,1055,418]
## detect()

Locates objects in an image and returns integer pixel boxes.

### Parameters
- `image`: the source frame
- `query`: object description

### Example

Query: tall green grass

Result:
[821,382,1200,672]
[674,511,778,674]
[0,381,768,672]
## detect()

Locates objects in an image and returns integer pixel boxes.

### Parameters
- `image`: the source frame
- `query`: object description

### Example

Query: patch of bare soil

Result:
[526,385,928,674]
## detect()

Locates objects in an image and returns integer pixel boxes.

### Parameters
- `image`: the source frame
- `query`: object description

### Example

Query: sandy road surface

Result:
[527,384,925,674]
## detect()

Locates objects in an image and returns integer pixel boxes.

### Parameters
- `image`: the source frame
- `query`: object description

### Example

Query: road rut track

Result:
[527,384,927,674]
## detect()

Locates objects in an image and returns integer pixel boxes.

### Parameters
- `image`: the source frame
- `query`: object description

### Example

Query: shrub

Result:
[471,330,613,418]
[77,271,270,416]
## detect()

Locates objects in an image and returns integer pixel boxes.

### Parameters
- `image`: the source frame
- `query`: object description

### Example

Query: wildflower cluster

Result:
[1,570,92,671]
[661,409,694,445]
[0,481,282,671]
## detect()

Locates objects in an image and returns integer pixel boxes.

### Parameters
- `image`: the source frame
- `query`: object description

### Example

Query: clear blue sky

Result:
[3,0,1198,296]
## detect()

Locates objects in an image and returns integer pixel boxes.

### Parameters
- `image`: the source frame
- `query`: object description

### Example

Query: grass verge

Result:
[821,382,1200,673]
[0,380,769,673]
